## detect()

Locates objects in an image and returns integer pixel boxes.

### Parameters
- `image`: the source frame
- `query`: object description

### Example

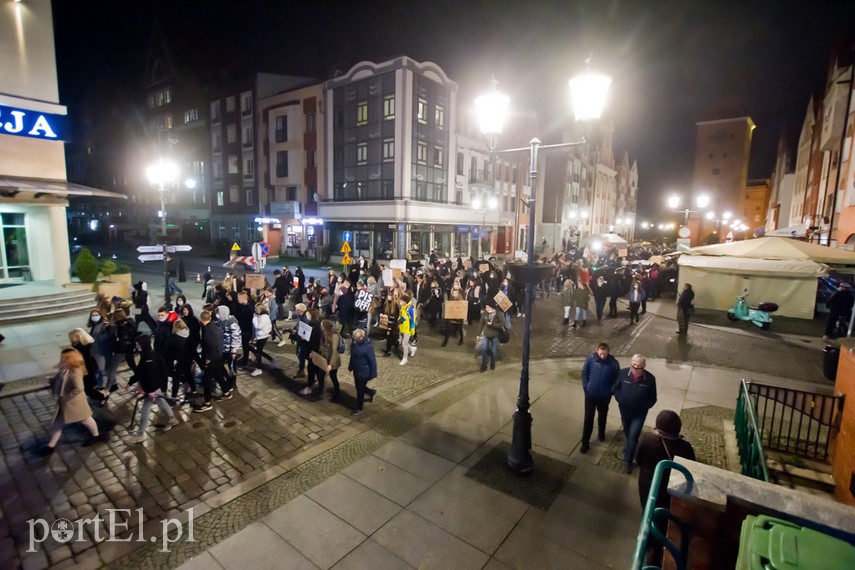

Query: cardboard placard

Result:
[354,290,374,312]
[618,248,628,258]
[245,274,266,290]
[444,300,468,320]
[382,268,393,286]
[297,321,312,342]
[310,351,328,370]
[390,259,407,270]
[493,291,513,313]
[392,268,403,280]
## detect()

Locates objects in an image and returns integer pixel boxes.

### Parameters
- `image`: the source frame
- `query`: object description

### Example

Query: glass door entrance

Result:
[0,213,30,281]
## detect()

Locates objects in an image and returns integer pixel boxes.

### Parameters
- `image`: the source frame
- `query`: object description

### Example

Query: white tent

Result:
[677,237,855,319]
[585,233,629,248]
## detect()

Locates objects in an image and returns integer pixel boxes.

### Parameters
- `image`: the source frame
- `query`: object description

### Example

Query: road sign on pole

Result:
[231,242,241,251]
[343,231,352,243]
[136,245,163,253]
[138,254,164,262]
[341,241,352,253]
[167,245,193,253]
[341,252,352,265]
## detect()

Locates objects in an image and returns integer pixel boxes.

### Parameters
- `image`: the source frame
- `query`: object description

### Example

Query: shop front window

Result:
[433,232,451,258]
[374,230,394,260]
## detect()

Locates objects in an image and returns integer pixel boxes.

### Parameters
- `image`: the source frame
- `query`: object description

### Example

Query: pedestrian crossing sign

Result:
[341,241,352,253]
[342,253,352,265]
[231,242,241,251]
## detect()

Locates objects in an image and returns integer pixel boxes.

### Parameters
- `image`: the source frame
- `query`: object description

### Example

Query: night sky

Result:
[52,0,855,220]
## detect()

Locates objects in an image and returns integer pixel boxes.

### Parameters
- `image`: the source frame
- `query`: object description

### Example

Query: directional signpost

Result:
[138,253,165,262]
[136,244,193,298]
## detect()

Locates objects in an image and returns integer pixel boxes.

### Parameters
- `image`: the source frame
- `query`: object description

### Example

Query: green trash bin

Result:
[737,514,855,570]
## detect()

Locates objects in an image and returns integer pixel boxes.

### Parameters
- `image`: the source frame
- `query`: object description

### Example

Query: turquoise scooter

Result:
[726,289,778,330]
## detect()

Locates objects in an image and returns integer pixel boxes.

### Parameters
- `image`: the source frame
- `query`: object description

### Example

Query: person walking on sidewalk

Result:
[195,310,232,412]
[580,342,620,453]
[441,288,465,347]
[235,292,255,368]
[216,305,242,386]
[398,292,417,366]
[165,254,183,300]
[613,354,657,473]
[591,275,609,323]
[573,281,592,328]
[348,328,377,415]
[628,279,646,324]
[478,303,505,372]
[39,348,106,455]
[250,303,276,376]
[313,319,342,402]
[676,283,695,336]
[560,279,576,326]
[127,334,178,443]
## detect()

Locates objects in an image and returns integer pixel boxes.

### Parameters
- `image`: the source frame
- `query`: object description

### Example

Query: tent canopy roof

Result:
[683,236,855,265]
[585,233,628,247]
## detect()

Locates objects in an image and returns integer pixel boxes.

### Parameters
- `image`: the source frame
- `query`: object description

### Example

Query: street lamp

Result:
[146,158,178,299]
[476,62,610,474]
[472,195,499,258]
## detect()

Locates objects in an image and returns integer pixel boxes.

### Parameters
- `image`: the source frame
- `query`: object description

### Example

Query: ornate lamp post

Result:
[476,62,611,474]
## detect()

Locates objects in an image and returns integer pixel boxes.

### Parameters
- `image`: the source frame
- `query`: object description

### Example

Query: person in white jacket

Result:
[250,303,276,376]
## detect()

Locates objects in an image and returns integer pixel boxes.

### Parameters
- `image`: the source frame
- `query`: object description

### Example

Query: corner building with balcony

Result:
[321,58,475,261]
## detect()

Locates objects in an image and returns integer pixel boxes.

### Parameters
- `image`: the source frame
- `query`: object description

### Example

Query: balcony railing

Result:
[747,381,844,462]
[468,170,492,184]
[735,380,770,482]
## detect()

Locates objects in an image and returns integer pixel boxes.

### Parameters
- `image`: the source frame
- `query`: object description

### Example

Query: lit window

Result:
[184,108,199,123]
[164,114,173,129]
[229,186,239,203]
[435,105,444,128]
[417,99,427,124]
[165,88,172,104]
[228,156,238,174]
[357,101,368,126]
[357,142,367,165]
[434,147,444,167]
[383,139,394,161]
[226,96,236,113]
[217,191,224,206]
[417,142,427,163]
[384,96,395,120]
[156,91,164,106]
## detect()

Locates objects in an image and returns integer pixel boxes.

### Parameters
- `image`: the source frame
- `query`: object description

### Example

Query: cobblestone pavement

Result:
[0,294,827,568]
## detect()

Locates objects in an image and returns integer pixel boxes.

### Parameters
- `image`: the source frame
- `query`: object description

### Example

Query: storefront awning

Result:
[0,175,127,199]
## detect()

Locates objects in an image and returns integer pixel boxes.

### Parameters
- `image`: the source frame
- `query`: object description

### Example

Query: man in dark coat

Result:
[635,410,695,509]
[348,328,377,415]
[580,342,620,453]
[825,282,854,340]
[195,309,230,412]
[234,292,256,366]
[613,354,657,473]
[676,283,695,335]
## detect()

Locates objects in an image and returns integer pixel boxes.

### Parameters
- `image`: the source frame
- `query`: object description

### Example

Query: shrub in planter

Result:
[100,260,118,279]
[75,248,99,283]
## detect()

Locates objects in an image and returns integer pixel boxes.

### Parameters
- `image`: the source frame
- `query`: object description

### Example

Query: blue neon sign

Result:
[0,104,67,141]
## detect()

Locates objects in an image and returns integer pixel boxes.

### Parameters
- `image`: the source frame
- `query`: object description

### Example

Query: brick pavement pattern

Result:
[0,295,825,568]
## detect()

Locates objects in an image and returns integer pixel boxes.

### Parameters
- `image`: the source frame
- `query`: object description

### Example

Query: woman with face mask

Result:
[591,276,610,323]
[628,278,647,324]
[87,310,113,392]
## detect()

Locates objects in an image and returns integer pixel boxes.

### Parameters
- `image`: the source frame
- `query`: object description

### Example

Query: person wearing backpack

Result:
[127,334,178,443]
[311,319,343,402]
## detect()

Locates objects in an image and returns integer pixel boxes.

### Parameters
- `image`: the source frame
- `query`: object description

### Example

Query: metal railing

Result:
[735,380,770,482]
[747,381,844,462]
[631,460,694,570]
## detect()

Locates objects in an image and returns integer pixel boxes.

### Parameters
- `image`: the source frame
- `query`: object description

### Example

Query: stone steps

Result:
[766,453,836,499]
[0,289,97,324]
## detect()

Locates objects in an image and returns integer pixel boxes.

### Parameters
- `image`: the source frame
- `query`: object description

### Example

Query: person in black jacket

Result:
[676,283,695,336]
[166,320,191,399]
[613,354,658,473]
[635,410,695,509]
[336,284,356,338]
[348,328,377,415]
[128,334,177,443]
[297,308,322,396]
[132,281,156,333]
[580,342,620,452]
[195,310,231,412]
[235,292,255,367]
[824,282,854,340]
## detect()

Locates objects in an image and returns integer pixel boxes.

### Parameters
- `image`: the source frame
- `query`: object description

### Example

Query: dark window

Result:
[276,151,288,177]
[306,113,316,133]
[275,116,287,142]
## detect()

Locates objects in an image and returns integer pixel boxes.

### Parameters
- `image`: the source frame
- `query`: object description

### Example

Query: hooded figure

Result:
[216,305,242,355]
